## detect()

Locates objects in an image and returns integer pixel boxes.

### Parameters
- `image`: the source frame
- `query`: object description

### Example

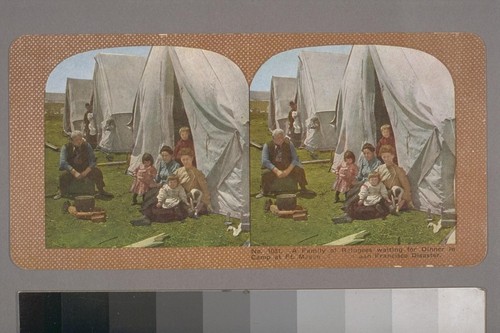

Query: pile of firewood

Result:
[269,204,308,221]
[68,206,106,222]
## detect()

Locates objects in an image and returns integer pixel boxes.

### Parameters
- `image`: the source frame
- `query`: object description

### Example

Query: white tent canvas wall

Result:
[63,78,93,135]
[332,45,455,214]
[267,76,297,131]
[296,51,349,150]
[92,53,147,153]
[128,46,249,224]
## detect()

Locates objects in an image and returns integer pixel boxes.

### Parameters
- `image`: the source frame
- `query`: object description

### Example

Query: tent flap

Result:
[128,46,249,217]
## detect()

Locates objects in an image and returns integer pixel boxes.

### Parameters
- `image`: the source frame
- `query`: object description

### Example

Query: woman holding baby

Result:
[332,144,413,223]
[131,147,212,226]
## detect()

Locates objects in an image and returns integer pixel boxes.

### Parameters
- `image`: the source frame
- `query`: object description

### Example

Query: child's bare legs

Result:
[132,193,138,205]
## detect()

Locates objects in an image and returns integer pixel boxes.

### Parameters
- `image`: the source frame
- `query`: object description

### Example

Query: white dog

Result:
[188,189,203,217]
[390,186,404,213]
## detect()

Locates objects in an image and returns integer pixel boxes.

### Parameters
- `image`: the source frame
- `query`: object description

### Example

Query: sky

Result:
[46,44,351,93]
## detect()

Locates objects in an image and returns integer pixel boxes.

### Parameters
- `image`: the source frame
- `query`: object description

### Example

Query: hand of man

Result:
[76,170,88,180]
[273,168,283,178]
[71,169,81,179]
[78,167,92,180]
[278,170,290,178]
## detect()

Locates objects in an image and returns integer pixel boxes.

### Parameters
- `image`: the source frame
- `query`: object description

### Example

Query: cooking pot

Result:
[276,194,297,211]
[74,195,95,212]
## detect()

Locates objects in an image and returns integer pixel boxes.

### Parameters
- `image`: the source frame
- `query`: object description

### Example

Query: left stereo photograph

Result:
[44,46,250,249]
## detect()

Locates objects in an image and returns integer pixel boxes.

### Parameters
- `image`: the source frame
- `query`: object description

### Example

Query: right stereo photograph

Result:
[250,44,456,247]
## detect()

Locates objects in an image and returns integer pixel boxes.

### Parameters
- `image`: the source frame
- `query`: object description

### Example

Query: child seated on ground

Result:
[376,124,398,165]
[358,172,391,213]
[332,150,359,203]
[130,153,157,205]
[173,126,196,167]
[341,171,391,221]
[156,175,189,214]
[130,175,189,226]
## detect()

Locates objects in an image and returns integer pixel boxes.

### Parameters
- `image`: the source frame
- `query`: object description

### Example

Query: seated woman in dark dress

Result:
[131,175,190,226]
[131,148,211,226]
[341,143,381,208]
[139,145,180,205]
[130,146,182,226]
[345,171,391,220]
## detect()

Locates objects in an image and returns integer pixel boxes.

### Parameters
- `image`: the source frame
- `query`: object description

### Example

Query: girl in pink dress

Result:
[130,153,157,205]
[332,150,359,203]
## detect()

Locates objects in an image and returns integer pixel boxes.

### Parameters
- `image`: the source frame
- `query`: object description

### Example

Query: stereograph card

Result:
[9,32,486,269]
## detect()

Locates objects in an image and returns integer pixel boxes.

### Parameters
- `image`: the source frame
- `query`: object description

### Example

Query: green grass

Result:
[44,104,248,248]
[45,102,451,248]
[249,109,451,246]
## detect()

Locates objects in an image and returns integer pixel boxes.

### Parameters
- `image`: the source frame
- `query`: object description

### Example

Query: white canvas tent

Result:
[267,76,297,131]
[128,46,249,224]
[332,45,455,213]
[296,51,349,150]
[92,53,147,153]
[63,78,93,135]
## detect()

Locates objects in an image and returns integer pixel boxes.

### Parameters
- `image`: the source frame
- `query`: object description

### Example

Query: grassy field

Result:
[45,101,451,248]
[44,103,248,248]
[249,105,451,246]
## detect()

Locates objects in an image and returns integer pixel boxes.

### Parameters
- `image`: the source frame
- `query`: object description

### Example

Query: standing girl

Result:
[376,124,398,165]
[130,153,157,205]
[332,150,359,203]
[173,127,196,167]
